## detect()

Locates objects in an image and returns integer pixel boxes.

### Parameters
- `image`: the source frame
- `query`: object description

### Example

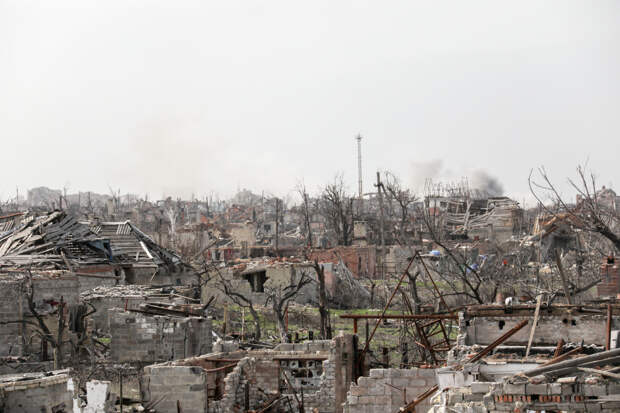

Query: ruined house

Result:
[140,333,357,413]
[89,220,194,285]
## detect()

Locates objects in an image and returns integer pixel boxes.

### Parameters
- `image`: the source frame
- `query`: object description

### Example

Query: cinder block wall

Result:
[32,276,80,307]
[463,314,620,346]
[0,276,79,357]
[86,296,146,332]
[109,309,212,363]
[142,365,208,412]
[0,374,74,413]
[76,275,118,294]
[342,368,438,413]
[0,279,23,356]
[141,337,350,413]
[74,264,122,293]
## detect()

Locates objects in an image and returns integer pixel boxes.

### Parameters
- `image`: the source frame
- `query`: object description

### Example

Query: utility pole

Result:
[375,172,386,282]
[275,198,280,254]
[356,135,363,198]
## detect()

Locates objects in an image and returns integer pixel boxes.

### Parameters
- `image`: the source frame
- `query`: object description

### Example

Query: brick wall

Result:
[436,377,620,412]
[342,368,438,413]
[310,246,377,278]
[109,309,212,363]
[598,263,620,297]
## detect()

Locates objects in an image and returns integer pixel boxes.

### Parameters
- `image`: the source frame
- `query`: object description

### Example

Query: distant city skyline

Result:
[2,1,619,207]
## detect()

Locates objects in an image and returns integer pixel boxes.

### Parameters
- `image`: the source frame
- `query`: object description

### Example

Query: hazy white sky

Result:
[1,1,619,205]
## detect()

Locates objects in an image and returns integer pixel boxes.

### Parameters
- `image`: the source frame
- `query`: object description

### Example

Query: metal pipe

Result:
[340,314,457,320]
[523,348,620,377]
[466,320,528,365]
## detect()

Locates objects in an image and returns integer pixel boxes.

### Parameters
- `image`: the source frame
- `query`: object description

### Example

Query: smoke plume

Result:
[470,170,504,197]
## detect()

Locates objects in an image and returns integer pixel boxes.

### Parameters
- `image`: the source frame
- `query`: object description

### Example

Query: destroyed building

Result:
[140,334,357,413]
[89,220,193,285]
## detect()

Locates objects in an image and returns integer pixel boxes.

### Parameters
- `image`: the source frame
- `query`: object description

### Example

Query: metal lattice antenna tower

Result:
[356,134,363,198]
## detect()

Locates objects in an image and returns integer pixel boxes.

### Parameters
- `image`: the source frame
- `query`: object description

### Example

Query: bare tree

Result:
[209,265,262,341]
[165,207,177,248]
[312,260,331,339]
[0,271,69,369]
[296,182,314,248]
[529,165,620,252]
[274,197,281,253]
[384,171,417,243]
[265,269,313,343]
[320,174,354,246]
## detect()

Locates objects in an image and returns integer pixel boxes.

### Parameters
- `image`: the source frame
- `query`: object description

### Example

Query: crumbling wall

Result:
[309,246,376,279]
[342,368,437,413]
[462,313,620,346]
[76,274,118,293]
[201,264,319,306]
[109,309,212,363]
[85,296,146,332]
[141,335,356,413]
[598,262,620,297]
[0,279,23,356]
[0,275,79,357]
[0,371,74,413]
[74,265,122,293]
[435,377,620,413]
[141,365,208,412]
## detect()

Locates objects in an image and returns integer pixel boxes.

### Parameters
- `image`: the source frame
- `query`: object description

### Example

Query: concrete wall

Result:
[142,365,208,412]
[227,222,257,247]
[74,265,122,293]
[462,313,620,346]
[434,375,620,412]
[0,372,74,413]
[342,368,438,413]
[85,296,147,333]
[76,274,119,293]
[0,275,79,357]
[32,276,80,308]
[0,279,23,356]
[109,309,212,363]
[201,264,318,306]
[141,334,357,413]
[124,265,197,286]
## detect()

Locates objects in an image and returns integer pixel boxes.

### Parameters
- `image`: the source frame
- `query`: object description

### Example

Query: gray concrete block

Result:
[526,383,548,395]
[583,384,607,397]
[503,383,526,395]
[471,382,492,394]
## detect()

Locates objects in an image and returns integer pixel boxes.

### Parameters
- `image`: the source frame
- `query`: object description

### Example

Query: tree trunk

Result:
[247,305,261,341]
[315,262,331,339]
[303,193,313,247]
[55,298,65,369]
[272,301,289,343]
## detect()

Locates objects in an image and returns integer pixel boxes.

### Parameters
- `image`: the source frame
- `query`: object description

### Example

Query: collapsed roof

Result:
[0,211,185,272]
[90,221,184,269]
[0,210,111,270]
